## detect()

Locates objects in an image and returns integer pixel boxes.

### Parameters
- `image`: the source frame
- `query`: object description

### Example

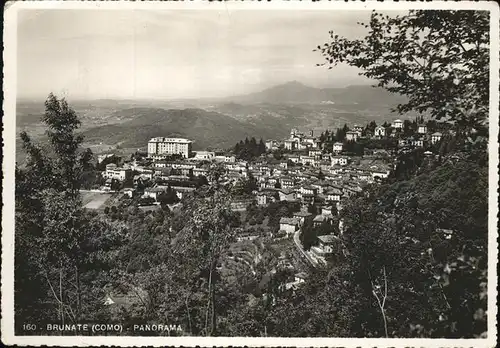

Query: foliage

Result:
[299,219,317,251]
[316,10,489,132]
[15,94,126,329]
[232,172,258,196]
[157,185,180,206]
[96,155,122,171]
[338,157,488,337]
[233,137,266,160]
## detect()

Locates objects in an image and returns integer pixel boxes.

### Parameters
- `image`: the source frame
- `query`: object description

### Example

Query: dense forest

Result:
[14,9,490,338]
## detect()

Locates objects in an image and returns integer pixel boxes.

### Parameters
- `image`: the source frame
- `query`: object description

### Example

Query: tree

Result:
[258,138,266,154]
[196,175,209,187]
[299,219,317,251]
[366,121,378,133]
[336,126,347,142]
[157,185,180,206]
[307,204,318,215]
[15,95,128,329]
[171,192,238,335]
[20,93,92,196]
[317,170,325,180]
[338,158,488,338]
[316,10,489,134]
[110,178,121,191]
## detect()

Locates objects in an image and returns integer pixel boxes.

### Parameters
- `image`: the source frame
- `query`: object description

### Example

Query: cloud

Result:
[17,9,380,99]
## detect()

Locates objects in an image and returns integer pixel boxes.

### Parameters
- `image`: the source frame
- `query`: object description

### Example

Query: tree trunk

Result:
[204,265,213,336]
[185,294,192,334]
[59,265,65,330]
[75,263,81,321]
[210,283,216,335]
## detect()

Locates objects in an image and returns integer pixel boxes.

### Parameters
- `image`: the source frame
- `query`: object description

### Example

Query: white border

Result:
[2,1,499,347]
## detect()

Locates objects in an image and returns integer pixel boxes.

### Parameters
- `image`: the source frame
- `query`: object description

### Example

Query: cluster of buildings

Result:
[99,119,445,249]
[99,137,239,200]
[267,120,445,154]
[373,121,444,147]
[248,119,451,265]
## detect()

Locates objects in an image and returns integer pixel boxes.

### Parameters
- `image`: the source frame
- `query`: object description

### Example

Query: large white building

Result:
[147,137,193,158]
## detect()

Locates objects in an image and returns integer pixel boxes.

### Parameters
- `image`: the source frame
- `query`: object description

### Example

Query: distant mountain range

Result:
[224,80,407,105]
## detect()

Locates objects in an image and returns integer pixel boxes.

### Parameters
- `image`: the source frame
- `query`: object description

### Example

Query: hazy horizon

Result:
[16,80,379,103]
[17,9,404,100]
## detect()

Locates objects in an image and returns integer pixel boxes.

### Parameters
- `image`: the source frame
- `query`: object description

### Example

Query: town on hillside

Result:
[85,116,465,288]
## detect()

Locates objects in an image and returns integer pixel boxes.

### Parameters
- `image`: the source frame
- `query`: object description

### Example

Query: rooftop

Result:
[280,217,299,225]
[318,234,338,244]
[295,272,308,279]
[293,211,312,217]
[149,137,192,143]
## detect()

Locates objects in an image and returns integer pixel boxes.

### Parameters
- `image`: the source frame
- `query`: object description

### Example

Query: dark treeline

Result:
[233,137,266,160]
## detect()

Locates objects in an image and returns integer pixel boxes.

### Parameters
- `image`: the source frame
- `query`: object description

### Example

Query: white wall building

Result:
[332,142,343,153]
[148,137,193,158]
[194,151,215,160]
[103,164,132,181]
[431,132,443,144]
[214,155,236,163]
[345,131,359,142]
[331,156,348,166]
[417,124,428,134]
[392,119,404,129]
[374,126,386,138]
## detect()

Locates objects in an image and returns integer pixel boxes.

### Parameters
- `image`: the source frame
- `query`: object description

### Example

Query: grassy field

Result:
[81,191,112,210]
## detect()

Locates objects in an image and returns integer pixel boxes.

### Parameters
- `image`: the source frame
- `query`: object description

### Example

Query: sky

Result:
[17,9,398,100]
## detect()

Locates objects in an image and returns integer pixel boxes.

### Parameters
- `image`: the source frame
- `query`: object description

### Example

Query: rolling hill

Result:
[81,107,284,150]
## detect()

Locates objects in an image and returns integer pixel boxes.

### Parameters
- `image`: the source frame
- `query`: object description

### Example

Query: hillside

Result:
[81,107,284,150]
[206,101,398,137]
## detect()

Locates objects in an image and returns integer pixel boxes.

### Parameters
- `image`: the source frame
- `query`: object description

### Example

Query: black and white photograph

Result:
[2,1,498,346]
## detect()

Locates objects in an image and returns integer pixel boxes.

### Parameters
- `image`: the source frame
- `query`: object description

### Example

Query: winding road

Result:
[293,230,319,268]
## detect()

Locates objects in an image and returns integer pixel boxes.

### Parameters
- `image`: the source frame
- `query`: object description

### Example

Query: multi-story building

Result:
[103,163,132,182]
[193,151,215,161]
[280,177,296,189]
[214,155,236,163]
[265,140,276,151]
[353,125,363,133]
[300,155,316,166]
[331,156,349,166]
[284,140,296,151]
[374,125,386,138]
[279,217,299,236]
[147,137,193,158]
[332,142,344,153]
[345,131,359,142]
[431,132,443,144]
[417,124,428,134]
[392,119,404,129]
[309,149,322,158]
